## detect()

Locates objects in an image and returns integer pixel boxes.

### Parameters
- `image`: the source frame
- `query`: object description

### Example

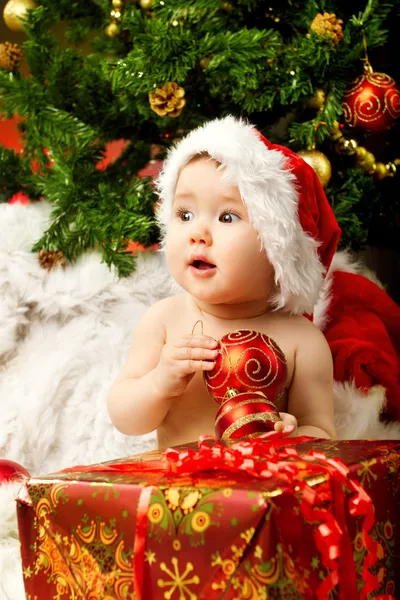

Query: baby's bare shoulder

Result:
[144,294,185,318]
[268,312,326,342]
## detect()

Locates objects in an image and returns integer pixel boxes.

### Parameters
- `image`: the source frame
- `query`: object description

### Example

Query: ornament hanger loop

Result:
[191,320,204,335]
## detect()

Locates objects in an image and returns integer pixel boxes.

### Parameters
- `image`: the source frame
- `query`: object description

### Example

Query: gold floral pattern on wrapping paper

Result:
[147,486,223,548]
[25,483,135,600]
[211,539,302,599]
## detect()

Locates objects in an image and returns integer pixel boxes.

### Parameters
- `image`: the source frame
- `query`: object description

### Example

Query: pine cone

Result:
[38,249,66,270]
[149,82,186,118]
[310,12,343,45]
[0,42,23,72]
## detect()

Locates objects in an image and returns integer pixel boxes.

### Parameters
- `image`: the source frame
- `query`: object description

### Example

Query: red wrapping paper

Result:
[16,436,400,600]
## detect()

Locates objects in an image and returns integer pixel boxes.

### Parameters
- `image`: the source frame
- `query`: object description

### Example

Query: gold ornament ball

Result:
[105,21,120,38]
[3,0,37,32]
[373,162,388,181]
[355,146,367,160]
[297,149,332,188]
[140,0,153,9]
[112,0,124,8]
[360,151,376,172]
[306,88,326,110]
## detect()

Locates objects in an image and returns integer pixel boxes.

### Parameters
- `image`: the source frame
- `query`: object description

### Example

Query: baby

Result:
[107,116,341,448]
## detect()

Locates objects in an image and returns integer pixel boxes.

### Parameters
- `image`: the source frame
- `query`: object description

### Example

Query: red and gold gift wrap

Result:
[16,436,400,600]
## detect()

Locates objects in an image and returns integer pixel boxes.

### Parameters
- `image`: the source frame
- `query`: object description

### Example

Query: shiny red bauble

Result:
[215,391,282,441]
[0,459,30,485]
[342,68,400,133]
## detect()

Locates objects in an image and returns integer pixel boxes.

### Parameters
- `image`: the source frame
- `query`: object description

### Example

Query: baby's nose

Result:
[190,224,212,245]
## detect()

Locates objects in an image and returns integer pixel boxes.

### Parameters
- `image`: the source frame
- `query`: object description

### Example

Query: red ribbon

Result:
[133,486,153,600]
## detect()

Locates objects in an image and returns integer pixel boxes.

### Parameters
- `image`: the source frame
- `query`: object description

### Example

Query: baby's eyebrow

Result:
[221,194,242,204]
[174,192,195,200]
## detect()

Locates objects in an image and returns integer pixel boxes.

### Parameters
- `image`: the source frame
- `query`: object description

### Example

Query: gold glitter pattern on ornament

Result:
[214,396,277,428]
[204,330,287,404]
[343,71,400,129]
[221,412,281,440]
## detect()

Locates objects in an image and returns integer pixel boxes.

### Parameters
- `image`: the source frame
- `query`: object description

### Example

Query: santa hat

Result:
[156,115,341,315]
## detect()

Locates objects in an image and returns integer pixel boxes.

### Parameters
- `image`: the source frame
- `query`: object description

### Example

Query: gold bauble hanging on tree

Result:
[104,21,120,38]
[3,0,37,32]
[297,149,332,188]
[105,0,125,38]
[140,0,153,10]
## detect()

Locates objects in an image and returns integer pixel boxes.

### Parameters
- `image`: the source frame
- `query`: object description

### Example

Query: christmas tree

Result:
[0,0,399,278]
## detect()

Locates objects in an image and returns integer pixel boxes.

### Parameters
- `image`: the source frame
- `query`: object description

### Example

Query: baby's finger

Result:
[278,412,298,428]
[274,421,295,434]
[181,359,216,374]
[176,335,218,349]
[176,346,219,362]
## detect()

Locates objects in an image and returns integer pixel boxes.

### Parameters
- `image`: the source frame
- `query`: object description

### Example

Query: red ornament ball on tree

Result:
[0,459,30,485]
[342,68,400,132]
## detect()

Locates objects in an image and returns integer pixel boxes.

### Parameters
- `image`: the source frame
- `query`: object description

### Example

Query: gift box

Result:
[16,435,400,600]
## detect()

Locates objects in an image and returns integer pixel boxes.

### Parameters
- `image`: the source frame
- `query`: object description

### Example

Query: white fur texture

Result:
[313,250,360,331]
[334,381,400,440]
[156,115,324,315]
[0,202,398,600]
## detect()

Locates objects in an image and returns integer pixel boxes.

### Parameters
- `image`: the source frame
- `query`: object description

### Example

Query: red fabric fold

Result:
[323,271,400,420]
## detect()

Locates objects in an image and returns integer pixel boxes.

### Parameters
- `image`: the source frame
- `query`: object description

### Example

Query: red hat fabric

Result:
[156,116,341,315]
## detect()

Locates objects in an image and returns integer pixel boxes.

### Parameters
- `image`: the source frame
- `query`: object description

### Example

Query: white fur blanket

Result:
[0,202,399,600]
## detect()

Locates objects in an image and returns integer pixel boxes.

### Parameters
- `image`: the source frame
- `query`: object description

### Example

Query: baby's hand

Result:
[274,412,297,435]
[153,334,219,399]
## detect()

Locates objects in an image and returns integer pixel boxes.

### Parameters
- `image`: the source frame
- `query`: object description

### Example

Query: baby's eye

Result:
[219,211,241,223]
[176,208,194,222]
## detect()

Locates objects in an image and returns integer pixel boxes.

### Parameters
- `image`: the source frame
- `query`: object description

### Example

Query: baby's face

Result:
[165,156,275,306]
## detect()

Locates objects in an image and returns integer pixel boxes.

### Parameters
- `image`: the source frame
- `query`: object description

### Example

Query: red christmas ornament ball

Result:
[0,459,30,485]
[203,330,286,441]
[204,330,287,406]
[342,68,400,132]
[215,391,281,441]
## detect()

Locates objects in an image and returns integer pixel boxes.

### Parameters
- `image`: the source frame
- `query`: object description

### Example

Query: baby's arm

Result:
[107,298,218,436]
[287,321,337,440]
[107,300,171,435]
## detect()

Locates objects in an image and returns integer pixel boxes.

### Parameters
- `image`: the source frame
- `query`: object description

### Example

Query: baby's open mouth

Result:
[191,259,216,270]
